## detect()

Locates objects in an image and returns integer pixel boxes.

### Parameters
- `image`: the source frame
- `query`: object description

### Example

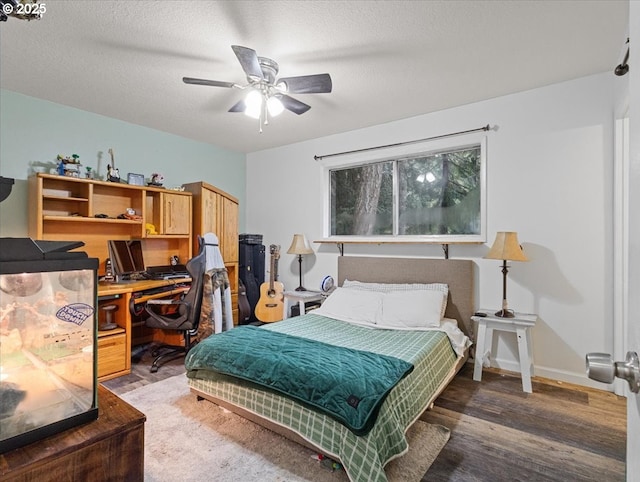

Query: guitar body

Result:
[255,244,285,323]
[254,280,285,323]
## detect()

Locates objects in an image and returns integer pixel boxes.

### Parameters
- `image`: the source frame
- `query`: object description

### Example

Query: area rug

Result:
[119,374,450,481]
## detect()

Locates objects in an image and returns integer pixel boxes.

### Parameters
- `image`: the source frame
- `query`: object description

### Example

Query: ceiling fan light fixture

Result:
[267,96,284,116]
[183,45,332,129]
[244,90,262,119]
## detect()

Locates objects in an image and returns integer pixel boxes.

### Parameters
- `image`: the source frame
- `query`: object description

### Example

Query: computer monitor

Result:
[107,240,146,281]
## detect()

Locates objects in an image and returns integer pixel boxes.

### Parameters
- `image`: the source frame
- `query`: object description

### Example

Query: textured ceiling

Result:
[0,0,629,154]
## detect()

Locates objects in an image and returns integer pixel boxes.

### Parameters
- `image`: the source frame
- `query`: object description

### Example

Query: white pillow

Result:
[314,287,382,326]
[381,290,445,329]
[342,279,449,318]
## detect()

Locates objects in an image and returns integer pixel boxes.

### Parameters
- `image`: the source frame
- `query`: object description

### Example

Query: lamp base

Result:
[295,286,307,292]
[494,309,515,318]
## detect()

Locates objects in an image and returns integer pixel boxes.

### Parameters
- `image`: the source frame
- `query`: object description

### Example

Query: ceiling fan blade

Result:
[228,100,246,113]
[279,95,311,115]
[231,45,264,81]
[183,77,236,88]
[277,74,332,94]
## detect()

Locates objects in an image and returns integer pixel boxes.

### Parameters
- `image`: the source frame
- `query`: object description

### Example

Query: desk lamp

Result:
[484,231,529,318]
[287,234,313,291]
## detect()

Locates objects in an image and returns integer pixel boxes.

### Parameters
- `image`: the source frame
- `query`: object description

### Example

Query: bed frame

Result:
[191,256,476,456]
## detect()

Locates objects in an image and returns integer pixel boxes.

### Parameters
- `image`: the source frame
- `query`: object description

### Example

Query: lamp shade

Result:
[287,234,313,255]
[267,96,284,116]
[484,232,529,262]
[244,90,262,119]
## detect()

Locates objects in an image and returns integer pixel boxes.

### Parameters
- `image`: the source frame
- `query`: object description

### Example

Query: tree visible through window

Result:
[329,144,482,238]
[331,162,393,235]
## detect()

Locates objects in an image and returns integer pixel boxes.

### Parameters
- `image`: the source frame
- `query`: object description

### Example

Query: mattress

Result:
[186,313,459,482]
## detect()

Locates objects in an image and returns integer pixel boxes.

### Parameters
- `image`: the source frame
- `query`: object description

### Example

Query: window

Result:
[322,135,486,243]
[331,161,393,235]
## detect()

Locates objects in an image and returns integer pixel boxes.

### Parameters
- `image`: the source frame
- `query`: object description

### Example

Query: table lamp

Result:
[484,231,529,318]
[287,234,313,291]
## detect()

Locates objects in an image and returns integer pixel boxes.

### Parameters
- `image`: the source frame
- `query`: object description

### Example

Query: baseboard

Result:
[485,358,616,392]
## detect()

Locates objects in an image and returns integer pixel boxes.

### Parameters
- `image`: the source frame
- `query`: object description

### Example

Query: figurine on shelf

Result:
[107,148,120,183]
[149,173,164,187]
[56,154,82,177]
[103,259,115,283]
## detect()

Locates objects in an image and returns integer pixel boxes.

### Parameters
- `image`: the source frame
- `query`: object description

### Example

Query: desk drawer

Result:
[98,332,126,378]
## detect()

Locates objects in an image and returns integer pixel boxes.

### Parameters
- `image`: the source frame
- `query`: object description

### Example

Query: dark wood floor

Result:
[102,343,187,395]
[104,352,627,482]
[421,365,626,481]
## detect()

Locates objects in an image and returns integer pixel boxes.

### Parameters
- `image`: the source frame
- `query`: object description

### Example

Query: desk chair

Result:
[143,237,206,372]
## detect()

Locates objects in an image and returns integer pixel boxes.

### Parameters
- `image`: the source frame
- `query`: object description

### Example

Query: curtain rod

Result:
[314,124,493,161]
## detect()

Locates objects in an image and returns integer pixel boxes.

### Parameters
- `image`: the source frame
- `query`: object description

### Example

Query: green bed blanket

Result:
[185,325,414,435]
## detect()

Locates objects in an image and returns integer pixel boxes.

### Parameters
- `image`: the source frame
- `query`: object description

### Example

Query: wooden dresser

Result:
[182,181,239,323]
[0,386,145,481]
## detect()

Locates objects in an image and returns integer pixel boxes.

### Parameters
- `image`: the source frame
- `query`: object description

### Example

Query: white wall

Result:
[246,72,615,388]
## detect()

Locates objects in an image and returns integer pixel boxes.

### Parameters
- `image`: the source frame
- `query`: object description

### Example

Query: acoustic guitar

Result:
[254,244,285,323]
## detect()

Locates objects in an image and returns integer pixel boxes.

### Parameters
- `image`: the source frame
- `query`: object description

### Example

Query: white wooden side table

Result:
[471,310,538,393]
[282,290,325,319]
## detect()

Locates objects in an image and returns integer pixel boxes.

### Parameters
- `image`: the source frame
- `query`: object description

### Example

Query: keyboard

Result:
[131,282,190,300]
[145,265,189,280]
[158,273,189,279]
[146,271,189,280]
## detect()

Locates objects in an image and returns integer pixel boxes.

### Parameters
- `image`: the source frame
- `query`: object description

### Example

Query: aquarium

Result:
[0,238,98,453]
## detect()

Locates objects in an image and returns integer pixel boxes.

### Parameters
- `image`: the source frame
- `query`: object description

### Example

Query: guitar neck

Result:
[268,244,279,291]
[270,253,276,290]
[272,258,279,288]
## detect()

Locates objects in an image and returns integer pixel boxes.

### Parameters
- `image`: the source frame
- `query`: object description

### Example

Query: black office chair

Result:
[144,238,206,372]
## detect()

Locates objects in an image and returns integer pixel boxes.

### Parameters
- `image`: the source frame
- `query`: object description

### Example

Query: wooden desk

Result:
[97,278,190,381]
[0,385,145,482]
[98,278,191,298]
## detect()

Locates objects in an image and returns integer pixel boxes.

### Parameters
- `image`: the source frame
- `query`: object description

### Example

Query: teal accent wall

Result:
[0,90,246,236]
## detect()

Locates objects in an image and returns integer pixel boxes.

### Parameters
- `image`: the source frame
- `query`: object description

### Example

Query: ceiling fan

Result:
[183,45,332,130]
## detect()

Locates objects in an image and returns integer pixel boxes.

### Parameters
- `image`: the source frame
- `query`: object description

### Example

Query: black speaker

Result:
[239,235,265,323]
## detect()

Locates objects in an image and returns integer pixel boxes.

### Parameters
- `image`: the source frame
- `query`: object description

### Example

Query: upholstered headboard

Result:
[337,256,476,337]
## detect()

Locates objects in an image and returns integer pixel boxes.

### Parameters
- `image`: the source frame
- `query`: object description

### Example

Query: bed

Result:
[185,256,475,482]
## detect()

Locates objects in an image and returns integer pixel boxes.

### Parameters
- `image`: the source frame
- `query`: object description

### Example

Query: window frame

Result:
[320,133,487,243]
